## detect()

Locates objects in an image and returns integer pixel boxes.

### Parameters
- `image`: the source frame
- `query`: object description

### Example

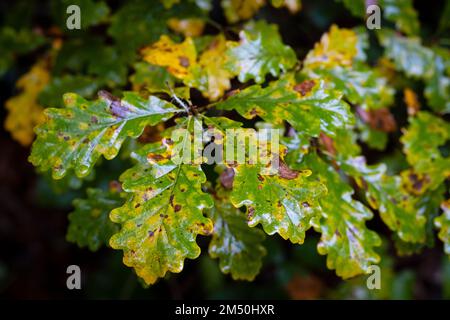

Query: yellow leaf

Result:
[222,0,266,23]
[185,35,233,100]
[4,60,50,146]
[304,25,358,68]
[404,88,420,116]
[270,0,301,14]
[167,18,205,37]
[141,35,197,79]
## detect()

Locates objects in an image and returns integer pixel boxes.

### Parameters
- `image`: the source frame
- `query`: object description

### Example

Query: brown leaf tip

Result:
[294,80,316,96]
[279,161,299,180]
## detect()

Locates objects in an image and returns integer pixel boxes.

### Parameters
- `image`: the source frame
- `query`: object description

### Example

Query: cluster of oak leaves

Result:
[3,0,450,287]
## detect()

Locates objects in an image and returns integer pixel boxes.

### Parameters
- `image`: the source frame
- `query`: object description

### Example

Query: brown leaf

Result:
[403,88,420,116]
[137,124,164,144]
[109,180,123,193]
[285,274,324,300]
[356,106,397,132]
[220,168,235,189]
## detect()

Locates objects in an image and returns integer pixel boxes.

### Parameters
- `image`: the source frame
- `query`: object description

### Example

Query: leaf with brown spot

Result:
[230,161,326,244]
[341,157,426,243]
[401,111,450,191]
[109,119,213,285]
[184,35,233,101]
[293,80,316,96]
[435,199,450,255]
[141,35,197,79]
[301,26,395,111]
[291,153,381,279]
[216,78,353,138]
[29,92,181,179]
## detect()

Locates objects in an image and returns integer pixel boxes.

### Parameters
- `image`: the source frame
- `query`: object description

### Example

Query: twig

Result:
[165,81,190,113]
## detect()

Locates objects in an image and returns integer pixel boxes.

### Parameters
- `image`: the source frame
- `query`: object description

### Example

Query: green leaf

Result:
[338,0,420,36]
[333,128,361,157]
[209,187,266,281]
[87,47,128,86]
[381,0,420,36]
[303,25,360,69]
[67,188,123,251]
[40,168,95,193]
[293,153,381,279]
[53,37,129,87]
[393,186,445,255]
[38,75,101,108]
[0,27,45,75]
[378,30,449,114]
[357,120,389,151]
[225,20,297,83]
[400,111,450,191]
[221,0,265,23]
[109,0,204,58]
[336,0,365,18]
[377,29,435,79]
[230,162,326,244]
[216,78,353,138]
[425,49,450,114]
[160,0,180,8]
[328,241,394,299]
[436,200,450,256]
[304,64,394,110]
[130,62,176,93]
[438,0,450,34]
[109,129,214,285]
[52,0,109,29]
[29,92,181,179]
[302,25,394,111]
[341,157,426,243]
[163,0,212,10]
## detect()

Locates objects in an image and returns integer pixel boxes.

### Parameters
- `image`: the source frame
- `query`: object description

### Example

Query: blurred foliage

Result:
[1,0,449,299]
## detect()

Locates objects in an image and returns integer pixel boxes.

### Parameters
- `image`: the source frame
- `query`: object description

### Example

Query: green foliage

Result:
[67,188,123,251]
[208,187,267,281]
[378,30,450,113]
[293,153,381,279]
[225,21,297,83]
[2,0,448,293]
[51,0,110,29]
[341,157,426,243]
[338,0,420,36]
[0,27,46,76]
[216,78,354,137]
[401,111,450,190]
[436,200,450,255]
